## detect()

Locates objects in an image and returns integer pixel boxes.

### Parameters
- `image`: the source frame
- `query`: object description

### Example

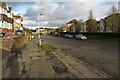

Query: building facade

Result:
[0,1,13,34]
[97,19,106,32]
[13,15,23,30]
[66,19,78,32]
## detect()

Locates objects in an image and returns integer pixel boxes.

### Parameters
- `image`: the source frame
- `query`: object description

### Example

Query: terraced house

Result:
[66,19,78,32]
[13,15,23,31]
[0,1,13,34]
[97,13,120,32]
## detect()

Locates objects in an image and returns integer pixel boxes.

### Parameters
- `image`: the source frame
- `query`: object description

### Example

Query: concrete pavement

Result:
[2,37,55,78]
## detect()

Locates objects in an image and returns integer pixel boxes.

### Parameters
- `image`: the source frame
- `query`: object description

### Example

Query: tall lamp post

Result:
[38,14,43,46]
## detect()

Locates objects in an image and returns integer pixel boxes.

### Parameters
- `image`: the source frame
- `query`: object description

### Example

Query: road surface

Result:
[41,35,119,77]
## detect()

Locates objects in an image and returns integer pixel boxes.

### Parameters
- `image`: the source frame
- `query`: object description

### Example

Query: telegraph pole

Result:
[38,14,43,46]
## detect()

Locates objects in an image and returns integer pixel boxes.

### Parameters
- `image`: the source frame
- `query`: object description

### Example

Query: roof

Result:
[76,21,83,25]
[85,19,97,22]
[67,19,78,24]
[0,1,7,7]
[8,7,12,12]
[14,16,21,18]
[104,13,120,20]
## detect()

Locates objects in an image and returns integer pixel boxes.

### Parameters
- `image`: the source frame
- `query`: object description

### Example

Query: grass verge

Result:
[40,42,56,51]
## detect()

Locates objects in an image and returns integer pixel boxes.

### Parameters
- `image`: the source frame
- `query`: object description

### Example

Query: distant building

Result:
[66,19,78,32]
[59,25,66,32]
[13,15,23,30]
[105,13,120,32]
[83,21,88,32]
[97,19,106,32]
[75,21,85,32]
[36,28,47,34]
[84,19,98,32]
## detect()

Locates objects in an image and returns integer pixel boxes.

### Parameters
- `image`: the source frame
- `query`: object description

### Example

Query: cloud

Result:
[23,2,96,27]
[7,1,118,28]
[2,0,119,2]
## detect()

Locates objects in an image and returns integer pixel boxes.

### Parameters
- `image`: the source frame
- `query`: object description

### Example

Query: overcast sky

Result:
[6,0,119,29]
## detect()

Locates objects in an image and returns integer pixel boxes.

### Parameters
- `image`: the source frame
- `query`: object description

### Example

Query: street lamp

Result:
[38,14,43,46]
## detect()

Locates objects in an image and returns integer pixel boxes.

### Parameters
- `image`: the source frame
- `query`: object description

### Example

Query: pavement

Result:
[2,37,55,78]
[21,37,55,78]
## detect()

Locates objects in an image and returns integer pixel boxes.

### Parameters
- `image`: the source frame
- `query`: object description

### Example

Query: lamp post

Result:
[38,14,43,46]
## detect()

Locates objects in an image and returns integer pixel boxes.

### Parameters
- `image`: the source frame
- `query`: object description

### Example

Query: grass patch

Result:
[41,43,53,51]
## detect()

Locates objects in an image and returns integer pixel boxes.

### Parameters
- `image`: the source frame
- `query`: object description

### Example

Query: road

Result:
[41,35,119,77]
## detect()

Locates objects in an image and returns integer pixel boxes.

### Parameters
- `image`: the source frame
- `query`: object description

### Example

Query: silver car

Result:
[64,34,69,38]
[67,34,73,38]
[75,34,87,40]
[64,34,73,38]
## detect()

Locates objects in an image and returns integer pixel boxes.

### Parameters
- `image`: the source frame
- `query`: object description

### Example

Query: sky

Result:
[5,0,119,29]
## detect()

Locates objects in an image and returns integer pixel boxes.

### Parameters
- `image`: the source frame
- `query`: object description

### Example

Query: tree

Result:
[87,10,98,32]
[107,5,118,16]
[87,19,98,32]
[111,5,117,14]
[119,1,120,12]
[106,13,120,32]
[88,10,94,19]
[75,20,84,32]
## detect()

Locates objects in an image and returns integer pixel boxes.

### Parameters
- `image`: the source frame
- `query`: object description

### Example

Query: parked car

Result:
[75,34,87,40]
[64,34,69,38]
[64,34,73,39]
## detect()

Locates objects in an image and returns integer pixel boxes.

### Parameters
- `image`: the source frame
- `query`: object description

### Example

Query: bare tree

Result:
[88,10,94,19]
[118,1,120,13]
[111,5,117,14]
[79,19,83,22]
[107,5,118,16]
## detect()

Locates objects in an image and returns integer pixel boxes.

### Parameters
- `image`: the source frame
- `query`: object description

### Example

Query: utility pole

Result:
[38,14,42,46]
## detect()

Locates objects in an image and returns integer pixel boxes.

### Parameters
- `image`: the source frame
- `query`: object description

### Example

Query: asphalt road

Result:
[41,35,119,77]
